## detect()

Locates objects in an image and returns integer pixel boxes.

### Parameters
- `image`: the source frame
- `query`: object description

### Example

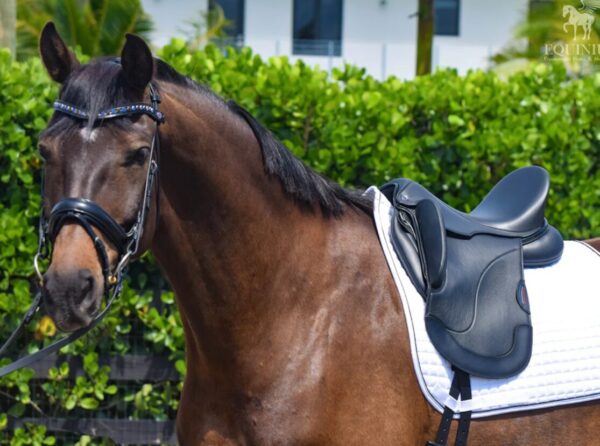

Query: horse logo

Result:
[563,2,597,40]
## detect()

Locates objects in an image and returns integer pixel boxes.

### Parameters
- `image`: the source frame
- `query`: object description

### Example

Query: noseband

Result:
[0,82,165,377]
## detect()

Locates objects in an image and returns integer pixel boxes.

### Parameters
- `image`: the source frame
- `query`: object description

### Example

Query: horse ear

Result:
[121,34,154,91]
[39,22,80,83]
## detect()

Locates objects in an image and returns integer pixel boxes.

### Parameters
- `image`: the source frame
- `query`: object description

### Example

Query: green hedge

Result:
[0,40,599,444]
[159,41,599,237]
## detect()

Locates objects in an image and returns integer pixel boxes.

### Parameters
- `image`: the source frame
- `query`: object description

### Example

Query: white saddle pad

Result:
[367,186,600,418]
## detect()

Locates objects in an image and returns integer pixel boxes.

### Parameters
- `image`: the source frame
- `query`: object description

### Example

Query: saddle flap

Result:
[415,199,447,290]
[424,236,532,378]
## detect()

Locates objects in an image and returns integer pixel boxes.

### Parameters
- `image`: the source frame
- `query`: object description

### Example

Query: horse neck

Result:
[150,82,341,361]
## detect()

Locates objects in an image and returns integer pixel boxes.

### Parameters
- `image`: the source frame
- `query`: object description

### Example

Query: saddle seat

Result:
[380,166,564,379]
[382,166,564,268]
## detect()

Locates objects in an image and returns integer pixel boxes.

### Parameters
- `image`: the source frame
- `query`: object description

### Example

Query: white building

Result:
[141,0,529,79]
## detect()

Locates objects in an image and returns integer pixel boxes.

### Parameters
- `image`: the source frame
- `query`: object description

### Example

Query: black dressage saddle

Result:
[380,166,564,380]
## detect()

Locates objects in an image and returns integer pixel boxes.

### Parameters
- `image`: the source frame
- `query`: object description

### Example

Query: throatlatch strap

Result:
[426,369,472,446]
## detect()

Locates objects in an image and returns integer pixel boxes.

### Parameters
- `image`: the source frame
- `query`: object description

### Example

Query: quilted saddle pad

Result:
[367,186,600,418]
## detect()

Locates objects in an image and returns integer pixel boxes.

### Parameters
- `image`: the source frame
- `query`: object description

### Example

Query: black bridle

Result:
[0,83,165,378]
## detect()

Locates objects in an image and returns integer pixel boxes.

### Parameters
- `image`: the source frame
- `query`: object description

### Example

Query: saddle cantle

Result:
[380,166,564,379]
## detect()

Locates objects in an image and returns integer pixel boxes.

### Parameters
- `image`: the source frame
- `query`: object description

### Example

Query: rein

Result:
[0,83,165,378]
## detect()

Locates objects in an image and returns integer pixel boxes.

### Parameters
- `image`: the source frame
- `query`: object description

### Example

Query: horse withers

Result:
[37,23,600,445]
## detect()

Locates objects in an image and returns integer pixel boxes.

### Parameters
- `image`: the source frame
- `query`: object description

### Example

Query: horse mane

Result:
[154,59,372,217]
[50,57,372,217]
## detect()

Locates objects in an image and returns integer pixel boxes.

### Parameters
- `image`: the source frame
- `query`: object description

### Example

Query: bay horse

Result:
[37,23,600,445]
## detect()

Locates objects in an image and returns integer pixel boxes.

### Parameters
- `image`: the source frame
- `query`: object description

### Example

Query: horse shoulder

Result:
[300,209,432,444]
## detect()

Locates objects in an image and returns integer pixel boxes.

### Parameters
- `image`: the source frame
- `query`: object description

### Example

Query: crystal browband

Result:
[53,100,165,123]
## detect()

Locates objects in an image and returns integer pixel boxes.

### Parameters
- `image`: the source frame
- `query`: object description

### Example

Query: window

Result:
[209,0,245,41]
[435,0,460,36]
[293,0,343,56]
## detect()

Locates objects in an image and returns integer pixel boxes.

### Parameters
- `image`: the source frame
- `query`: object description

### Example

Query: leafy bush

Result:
[0,41,599,443]
[159,41,599,238]
[17,0,153,60]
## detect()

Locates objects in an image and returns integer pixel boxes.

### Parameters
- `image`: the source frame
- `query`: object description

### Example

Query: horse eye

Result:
[126,147,150,166]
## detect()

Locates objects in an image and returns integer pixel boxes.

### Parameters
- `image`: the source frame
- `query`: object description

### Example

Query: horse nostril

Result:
[42,272,54,306]
[78,269,95,299]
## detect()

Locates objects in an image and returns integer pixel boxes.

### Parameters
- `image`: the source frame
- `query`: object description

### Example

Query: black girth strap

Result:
[427,369,472,446]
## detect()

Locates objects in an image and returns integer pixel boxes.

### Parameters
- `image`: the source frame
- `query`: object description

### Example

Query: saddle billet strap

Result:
[426,369,472,446]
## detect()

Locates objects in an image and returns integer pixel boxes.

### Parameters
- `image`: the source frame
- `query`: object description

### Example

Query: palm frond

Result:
[16,0,154,59]
[181,5,232,51]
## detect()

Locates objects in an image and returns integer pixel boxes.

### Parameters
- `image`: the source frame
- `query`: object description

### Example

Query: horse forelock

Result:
[56,58,139,129]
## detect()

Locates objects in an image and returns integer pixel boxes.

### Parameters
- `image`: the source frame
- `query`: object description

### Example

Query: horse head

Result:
[37,23,159,332]
[564,4,575,17]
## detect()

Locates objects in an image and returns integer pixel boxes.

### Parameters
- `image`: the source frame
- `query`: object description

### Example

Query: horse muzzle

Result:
[43,266,101,332]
